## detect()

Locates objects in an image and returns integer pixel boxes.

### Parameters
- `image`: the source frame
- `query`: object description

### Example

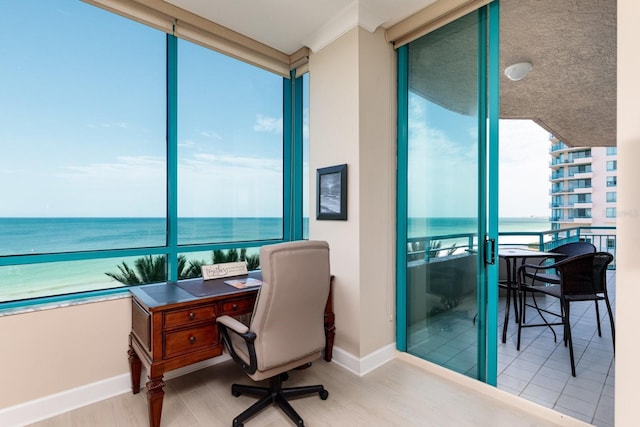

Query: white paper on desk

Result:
[201,261,248,280]
[224,277,262,289]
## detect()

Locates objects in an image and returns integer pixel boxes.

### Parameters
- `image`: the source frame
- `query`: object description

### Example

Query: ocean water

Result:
[0,217,550,302]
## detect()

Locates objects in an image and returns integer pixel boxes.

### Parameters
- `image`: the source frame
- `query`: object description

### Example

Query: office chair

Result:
[217,240,331,427]
[517,252,615,376]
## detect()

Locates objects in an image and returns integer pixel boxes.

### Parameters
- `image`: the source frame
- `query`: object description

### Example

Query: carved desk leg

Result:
[128,346,142,394]
[324,276,335,362]
[146,376,165,427]
[324,314,335,362]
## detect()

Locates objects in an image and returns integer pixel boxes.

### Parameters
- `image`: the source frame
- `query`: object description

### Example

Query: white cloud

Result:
[200,130,222,139]
[499,120,550,217]
[253,114,282,133]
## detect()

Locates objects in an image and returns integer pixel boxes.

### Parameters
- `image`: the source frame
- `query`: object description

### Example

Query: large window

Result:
[0,1,305,305]
[607,176,617,187]
[607,192,617,202]
[177,39,284,246]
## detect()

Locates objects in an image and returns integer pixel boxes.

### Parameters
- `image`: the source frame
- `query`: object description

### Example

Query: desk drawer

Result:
[164,324,218,358]
[221,298,254,315]
[164,305,216,329]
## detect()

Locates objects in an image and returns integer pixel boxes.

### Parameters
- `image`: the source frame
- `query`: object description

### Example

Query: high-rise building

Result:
[549,135,617,230]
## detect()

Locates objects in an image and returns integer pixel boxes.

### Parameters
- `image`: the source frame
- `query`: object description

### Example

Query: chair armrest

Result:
[518,263,556,286]
[216,315,258,374]
[217,315,250,334]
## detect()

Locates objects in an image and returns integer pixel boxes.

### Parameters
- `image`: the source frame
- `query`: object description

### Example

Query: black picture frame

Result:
[316,164,347,220]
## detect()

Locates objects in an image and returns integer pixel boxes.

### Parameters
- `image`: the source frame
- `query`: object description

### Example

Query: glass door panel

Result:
[403,10,487,379]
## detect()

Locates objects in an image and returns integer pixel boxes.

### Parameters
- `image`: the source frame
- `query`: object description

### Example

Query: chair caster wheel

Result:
[280,372,289,381]
[319,389,329,400]
[231,385,242,397]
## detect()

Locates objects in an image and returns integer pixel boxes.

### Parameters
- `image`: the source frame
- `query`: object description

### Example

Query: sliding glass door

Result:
[397,3,499,383]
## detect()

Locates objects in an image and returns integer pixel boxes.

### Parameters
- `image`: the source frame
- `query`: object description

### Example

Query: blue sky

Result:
[0,0,548,219]
[408,91,551,219]
[0,0,286,218]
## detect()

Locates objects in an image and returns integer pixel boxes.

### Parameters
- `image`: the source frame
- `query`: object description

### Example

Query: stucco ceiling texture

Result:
[500,0,616,147]
[166,0,616,148]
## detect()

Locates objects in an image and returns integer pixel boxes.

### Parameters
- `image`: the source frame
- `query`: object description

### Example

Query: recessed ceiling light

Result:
[504,62,533,81]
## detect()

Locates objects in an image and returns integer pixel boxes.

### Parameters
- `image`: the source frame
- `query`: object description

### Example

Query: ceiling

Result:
[164,0,616,148]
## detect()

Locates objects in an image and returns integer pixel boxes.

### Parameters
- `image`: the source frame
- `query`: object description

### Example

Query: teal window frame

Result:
[0,15,306,309]
[395,1,500,386]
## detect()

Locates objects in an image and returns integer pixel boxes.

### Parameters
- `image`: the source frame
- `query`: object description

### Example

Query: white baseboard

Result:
[0,373,131,427]
[0,354,231,427]
[0,344,400,427]
[330,343,397,376]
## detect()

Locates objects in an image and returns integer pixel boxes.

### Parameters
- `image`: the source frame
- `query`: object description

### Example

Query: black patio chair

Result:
[516,252,615,376]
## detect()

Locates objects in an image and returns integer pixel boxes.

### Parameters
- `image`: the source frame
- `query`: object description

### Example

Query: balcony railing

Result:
[407,226,616,269]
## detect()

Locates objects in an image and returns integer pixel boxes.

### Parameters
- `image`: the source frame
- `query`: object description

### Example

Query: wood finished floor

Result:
[29,357,584,427]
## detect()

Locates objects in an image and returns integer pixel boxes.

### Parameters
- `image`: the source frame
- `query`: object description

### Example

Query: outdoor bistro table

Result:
[498,247,566,343]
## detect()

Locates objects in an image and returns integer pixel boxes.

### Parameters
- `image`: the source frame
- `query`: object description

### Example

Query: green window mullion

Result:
[477,5,488,383]
[292,72,304,240]
[486,0,501,387]
[395,45,409,352]
[166,34,179,282]
[283,71,304,241]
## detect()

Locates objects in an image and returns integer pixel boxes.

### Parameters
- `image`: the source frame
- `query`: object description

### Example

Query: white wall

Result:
[308,27,396,359]
[615,1,640,425]
[0,297,131,409]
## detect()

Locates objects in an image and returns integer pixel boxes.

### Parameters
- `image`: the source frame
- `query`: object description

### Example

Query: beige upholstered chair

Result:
[216,240,331,427]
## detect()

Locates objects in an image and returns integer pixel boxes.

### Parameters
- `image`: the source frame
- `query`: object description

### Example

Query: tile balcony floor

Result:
[497,270,616,427]
[406,270,616,426]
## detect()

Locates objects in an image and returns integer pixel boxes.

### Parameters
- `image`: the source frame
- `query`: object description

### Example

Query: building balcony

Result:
[572,187,592,194]
[571,172,593,179]
[571,217,593,224]
[571,156,592,165]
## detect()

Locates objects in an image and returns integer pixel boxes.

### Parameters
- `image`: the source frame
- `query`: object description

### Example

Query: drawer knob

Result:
[189,312,196,320]
[232,304,238,311]
[189,336,197,344]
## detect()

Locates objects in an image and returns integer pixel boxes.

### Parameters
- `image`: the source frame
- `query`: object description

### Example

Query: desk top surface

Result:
[129,270,261,309]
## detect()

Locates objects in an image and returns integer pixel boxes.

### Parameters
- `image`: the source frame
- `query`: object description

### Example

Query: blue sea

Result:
[0,217,550,302]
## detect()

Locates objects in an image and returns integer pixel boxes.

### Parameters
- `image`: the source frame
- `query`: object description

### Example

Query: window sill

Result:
[0,289,131,317]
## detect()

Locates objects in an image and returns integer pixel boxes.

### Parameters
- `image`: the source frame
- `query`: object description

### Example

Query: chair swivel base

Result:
[230,375,328,427]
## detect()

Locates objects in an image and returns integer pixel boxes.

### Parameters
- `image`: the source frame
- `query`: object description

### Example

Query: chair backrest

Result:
[250,240,331,372]
[550,241,596,258]
[556,252,613,296]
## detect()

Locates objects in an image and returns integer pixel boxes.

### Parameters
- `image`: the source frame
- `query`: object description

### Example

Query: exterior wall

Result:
[308,27,396,359]
[549,139,617,229]
[0,297,131,409]
[616,1,640,425]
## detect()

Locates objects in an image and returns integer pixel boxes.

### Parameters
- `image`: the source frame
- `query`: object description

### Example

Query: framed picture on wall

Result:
[316,164,347,220]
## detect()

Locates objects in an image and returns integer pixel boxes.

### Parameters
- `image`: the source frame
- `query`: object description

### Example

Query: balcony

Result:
[571,156,592,165]
[571,187,592,194]
[573,202,593,208]
[405,227,616,425]
[571,171,593,179]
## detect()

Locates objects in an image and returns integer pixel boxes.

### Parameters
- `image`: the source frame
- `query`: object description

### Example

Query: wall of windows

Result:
[0,1,305,305]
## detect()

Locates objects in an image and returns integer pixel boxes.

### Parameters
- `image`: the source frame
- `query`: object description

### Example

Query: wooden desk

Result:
[128,272,334,427]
